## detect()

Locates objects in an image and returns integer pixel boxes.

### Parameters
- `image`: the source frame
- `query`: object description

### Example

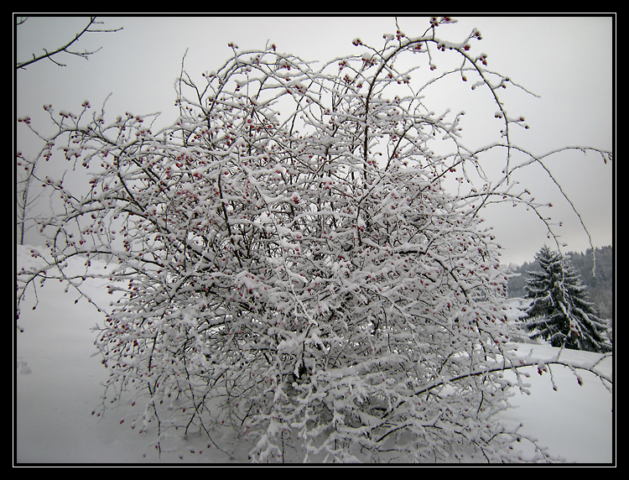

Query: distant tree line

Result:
[508,245,612,321]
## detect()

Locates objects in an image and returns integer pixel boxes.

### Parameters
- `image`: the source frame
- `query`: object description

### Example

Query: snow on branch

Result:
[16,17,611,463]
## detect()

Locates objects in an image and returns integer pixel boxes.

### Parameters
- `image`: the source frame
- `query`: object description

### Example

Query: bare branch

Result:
[16,16,122,70]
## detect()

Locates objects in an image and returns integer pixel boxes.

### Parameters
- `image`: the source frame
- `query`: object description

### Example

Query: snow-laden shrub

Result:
[17,17,611,463]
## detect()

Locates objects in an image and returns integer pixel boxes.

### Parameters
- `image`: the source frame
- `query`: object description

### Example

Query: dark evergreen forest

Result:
[508,246,613,320]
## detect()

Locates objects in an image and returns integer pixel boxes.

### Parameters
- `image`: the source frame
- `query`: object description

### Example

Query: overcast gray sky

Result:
[15,15,614,265]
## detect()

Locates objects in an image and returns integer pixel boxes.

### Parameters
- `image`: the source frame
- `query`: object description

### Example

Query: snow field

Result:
[15,246,613,464]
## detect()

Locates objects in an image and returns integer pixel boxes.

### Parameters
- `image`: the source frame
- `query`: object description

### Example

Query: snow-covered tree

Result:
[17,17,612,463]
[521,246,611,353]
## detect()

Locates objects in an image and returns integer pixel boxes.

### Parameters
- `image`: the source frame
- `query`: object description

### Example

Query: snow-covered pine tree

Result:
[521,245,611,353]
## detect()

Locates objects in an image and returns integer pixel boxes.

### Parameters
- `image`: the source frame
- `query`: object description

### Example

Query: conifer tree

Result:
[522,245,611,353]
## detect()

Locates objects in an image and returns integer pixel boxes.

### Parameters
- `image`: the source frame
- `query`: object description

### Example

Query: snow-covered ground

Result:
[14,246,614,464]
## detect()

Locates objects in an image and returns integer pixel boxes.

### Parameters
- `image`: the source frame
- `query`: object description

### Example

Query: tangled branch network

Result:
[17,17,611,463]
